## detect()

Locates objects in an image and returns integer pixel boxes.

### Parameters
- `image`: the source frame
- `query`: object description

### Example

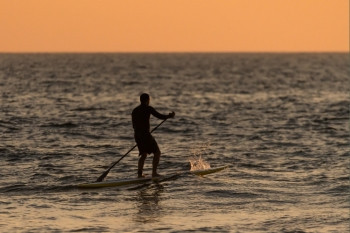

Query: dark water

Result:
[0,53,348,232]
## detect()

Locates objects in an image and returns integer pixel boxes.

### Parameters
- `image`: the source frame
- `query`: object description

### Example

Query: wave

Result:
[205,190,260,199]
[40,122,79,128]
[71,107,106,112]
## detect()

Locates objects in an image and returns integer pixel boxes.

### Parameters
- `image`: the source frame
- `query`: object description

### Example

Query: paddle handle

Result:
[96,118,168,182]
[150,118,167,133]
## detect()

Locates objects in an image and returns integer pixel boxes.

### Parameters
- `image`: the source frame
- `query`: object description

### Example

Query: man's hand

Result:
[168,111,175,118]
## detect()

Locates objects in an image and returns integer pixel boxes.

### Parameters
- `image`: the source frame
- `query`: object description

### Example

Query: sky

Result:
[0,0,349,52]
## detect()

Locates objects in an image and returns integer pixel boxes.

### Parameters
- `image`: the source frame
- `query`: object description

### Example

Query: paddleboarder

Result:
[132,93,175,178]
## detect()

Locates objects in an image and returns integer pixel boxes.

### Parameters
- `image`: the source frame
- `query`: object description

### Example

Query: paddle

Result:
[96,118,168,182]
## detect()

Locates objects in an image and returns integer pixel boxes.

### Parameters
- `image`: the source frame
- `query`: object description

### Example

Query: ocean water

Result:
[0,53,348,232]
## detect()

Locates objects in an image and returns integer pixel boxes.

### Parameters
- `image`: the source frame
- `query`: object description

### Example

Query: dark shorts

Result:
[134,132,160,155]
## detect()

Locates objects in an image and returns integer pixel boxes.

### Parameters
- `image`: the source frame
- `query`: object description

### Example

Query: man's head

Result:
[140,93,150,105]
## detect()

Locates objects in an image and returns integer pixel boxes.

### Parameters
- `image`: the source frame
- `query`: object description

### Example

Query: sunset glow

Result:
[0,0,348,52]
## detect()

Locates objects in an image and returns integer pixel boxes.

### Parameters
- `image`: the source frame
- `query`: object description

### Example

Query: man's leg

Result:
[152,150,161,177]
[138,153,147,178]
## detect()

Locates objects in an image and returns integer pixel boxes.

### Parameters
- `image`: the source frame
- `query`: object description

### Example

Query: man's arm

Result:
[150,106,175,119]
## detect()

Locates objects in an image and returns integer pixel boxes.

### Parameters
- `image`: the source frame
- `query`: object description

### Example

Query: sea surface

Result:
[0,53,348,232]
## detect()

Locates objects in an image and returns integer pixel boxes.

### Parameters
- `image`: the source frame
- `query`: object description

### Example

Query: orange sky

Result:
[0,0,348,52]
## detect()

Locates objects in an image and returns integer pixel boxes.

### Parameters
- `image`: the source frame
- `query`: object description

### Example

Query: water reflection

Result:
[133,183,164,224]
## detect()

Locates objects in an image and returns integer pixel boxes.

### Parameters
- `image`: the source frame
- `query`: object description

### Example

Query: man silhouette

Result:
[132,93,175,178]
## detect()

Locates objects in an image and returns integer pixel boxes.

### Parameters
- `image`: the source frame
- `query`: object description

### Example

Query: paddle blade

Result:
[96,169,109,182]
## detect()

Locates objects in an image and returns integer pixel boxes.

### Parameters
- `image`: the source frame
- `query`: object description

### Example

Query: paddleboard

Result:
[77,165,228,189]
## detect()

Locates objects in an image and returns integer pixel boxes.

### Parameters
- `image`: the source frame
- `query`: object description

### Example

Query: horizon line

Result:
[0,50,349,54]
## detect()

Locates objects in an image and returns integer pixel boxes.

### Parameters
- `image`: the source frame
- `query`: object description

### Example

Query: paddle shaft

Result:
[96,118,168,182]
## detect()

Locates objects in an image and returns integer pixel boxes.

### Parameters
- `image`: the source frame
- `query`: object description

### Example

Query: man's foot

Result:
[138,174,146,178]
[152,173,162,178]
